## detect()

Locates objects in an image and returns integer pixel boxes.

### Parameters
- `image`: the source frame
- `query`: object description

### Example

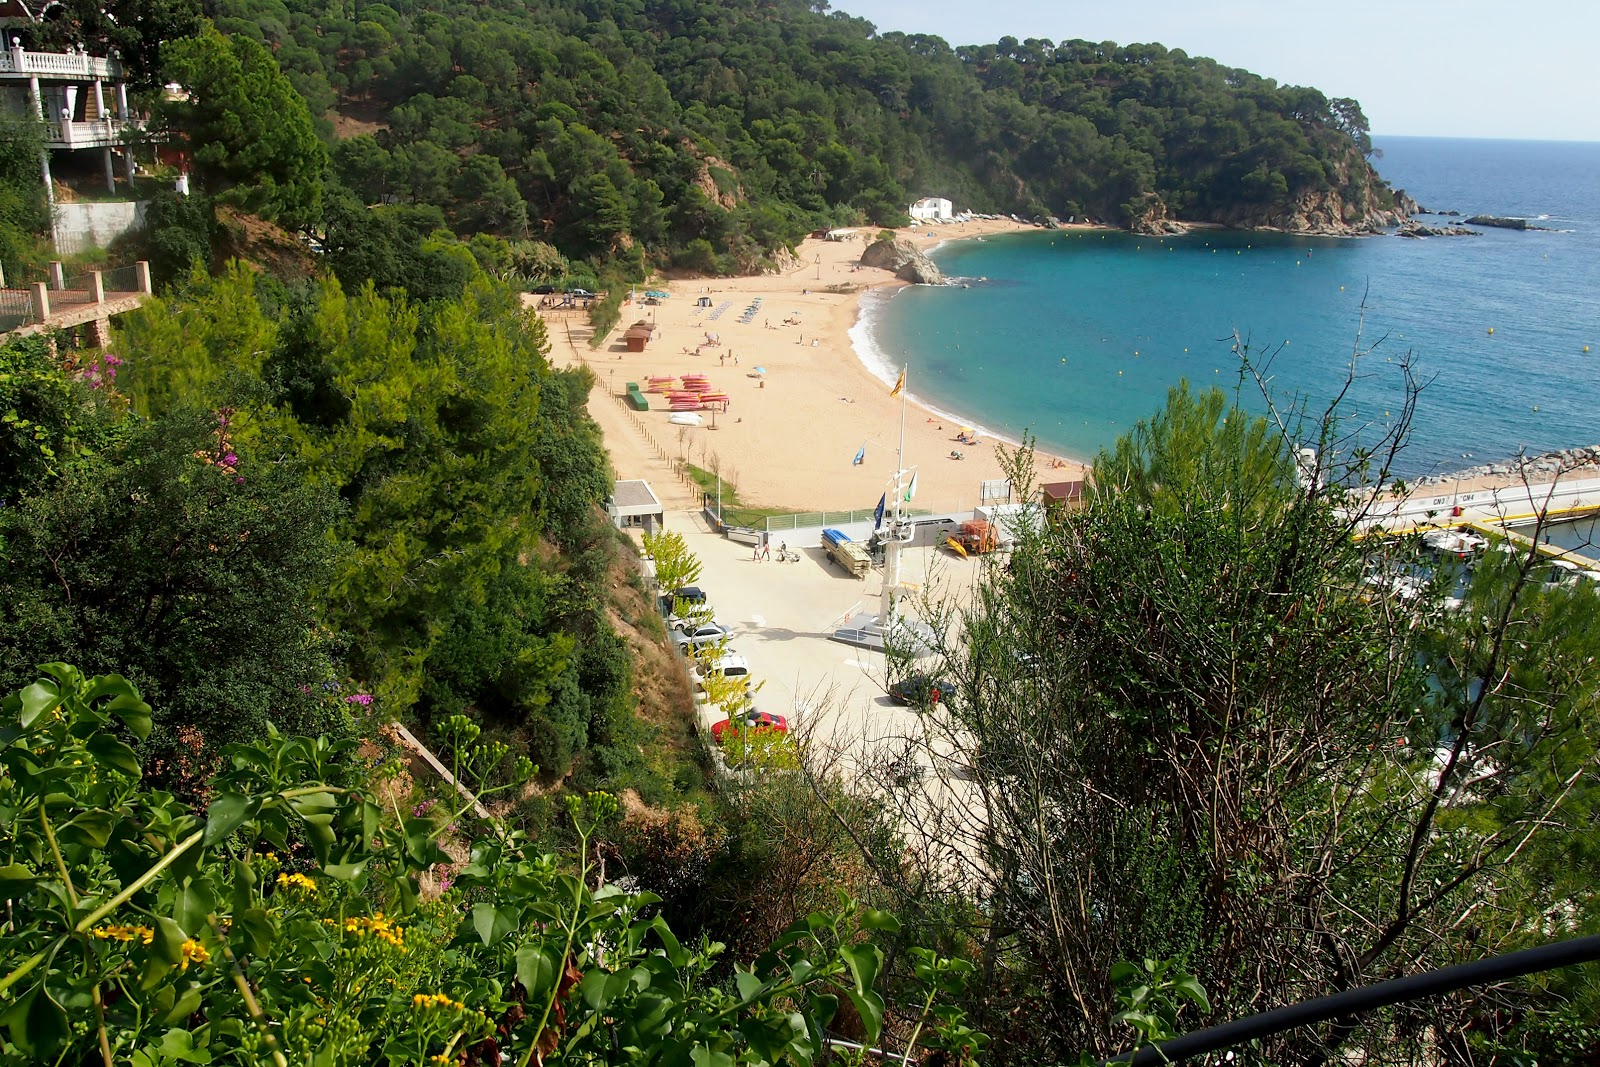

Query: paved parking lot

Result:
[653,511,985,760]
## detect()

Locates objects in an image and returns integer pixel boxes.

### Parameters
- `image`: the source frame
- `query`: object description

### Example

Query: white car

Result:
[673,622,731,651]
[692,651,751,687]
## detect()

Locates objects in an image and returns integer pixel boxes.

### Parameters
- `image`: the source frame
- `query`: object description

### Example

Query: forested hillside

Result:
[192,0,1402,272]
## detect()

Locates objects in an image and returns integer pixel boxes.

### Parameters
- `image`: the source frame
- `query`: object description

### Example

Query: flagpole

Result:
[884,365,907,630]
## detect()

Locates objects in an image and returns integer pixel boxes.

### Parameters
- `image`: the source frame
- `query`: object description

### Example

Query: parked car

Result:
[568,287,594,297]
[711,710,789,740]
[888,673,951,708]
[530,284,557,295]
[692,651,751,687]
[660,586,709,620]
[673,622,731,651]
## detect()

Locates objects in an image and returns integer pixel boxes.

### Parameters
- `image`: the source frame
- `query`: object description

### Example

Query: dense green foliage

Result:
[173,0,1393,275]
[847,386,1600,1064]
[0,667,983,1065]
[159,22,329,228]
[0,117,50,274]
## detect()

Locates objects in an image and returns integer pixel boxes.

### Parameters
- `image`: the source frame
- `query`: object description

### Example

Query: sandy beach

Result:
[531,219,1089,513]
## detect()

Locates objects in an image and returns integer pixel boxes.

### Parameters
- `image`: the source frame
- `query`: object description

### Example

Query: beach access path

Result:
[530,219,1093,514]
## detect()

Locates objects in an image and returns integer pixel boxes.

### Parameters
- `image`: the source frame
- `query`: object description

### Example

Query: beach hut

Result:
[1039,479,1087,518]
[624,324,653,352]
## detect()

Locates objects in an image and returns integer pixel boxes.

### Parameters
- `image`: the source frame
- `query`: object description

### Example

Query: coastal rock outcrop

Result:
[1127,193,1189,236]
[1465,215,1552,231]
[859,237,948,285]
[1194,147,1421,235]
[1396,222,1480,238]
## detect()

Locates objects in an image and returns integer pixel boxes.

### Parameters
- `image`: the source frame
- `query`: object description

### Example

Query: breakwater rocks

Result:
[1412,445,1600,487]
[859,237,948,285]
[1465,215,1553,231]
[1396,222,1481,238]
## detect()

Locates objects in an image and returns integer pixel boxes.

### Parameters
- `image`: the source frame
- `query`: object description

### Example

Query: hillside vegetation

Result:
[194,0,1402,272]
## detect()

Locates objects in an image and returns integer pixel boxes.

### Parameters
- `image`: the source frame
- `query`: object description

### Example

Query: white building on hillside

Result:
[909,196,953,221]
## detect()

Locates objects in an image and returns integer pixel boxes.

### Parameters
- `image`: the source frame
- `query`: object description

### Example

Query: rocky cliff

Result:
[1201,150,1419,235]
[859,237,948,284]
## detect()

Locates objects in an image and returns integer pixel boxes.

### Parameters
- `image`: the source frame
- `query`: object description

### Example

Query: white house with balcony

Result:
[1,2,144,208]
[909,196,954,222]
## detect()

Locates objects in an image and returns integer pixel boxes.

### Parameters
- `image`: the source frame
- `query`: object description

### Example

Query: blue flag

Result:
[852,444,866,466]
[873,493,886,530]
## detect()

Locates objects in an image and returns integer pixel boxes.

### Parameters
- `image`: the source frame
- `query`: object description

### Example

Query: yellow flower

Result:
[276,872,318,893]
[93,924,155,945]
[179,939,210,970]
[330,912,404,948]
[411,992,465,1012]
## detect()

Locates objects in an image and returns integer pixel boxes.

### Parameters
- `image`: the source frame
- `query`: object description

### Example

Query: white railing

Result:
[0,47,121,80]
[50,117,143,147]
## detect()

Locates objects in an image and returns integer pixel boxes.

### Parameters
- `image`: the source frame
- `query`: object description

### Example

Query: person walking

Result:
[760,537,771,561]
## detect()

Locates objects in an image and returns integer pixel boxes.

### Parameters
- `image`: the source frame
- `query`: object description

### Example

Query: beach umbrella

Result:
[753,366,767,375]
[646,290,670,299]
[706,331,719,341]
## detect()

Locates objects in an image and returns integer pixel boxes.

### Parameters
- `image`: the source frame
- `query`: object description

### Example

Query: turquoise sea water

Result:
[853,137,1600,476]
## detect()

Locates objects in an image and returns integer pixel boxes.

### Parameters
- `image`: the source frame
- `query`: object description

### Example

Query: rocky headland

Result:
[859,236,948,285]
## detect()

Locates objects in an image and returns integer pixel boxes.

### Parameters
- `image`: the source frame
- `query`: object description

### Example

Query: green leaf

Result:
[470,903,519,947]
[843,988,885,1044]
[236,907,277,957]
[174,879,217,932]
[6,985,70,1058]
[839,942,882,996]
[59,808,116,848]
[203,793,256,847]
[86,734,142,778]
[650,915,688,968]
[17,681,61,729]
[1174,975,1210,1013]
[690,1045,734,1067]
[0,863,38,890]
[859,908,900,933]
[106,695,152,741]
[140,916,189,991]
[162,983,205,1027]
[321,860,367,882]
[578,969,613,1011]
[734,968,765,1004]
[515,945,559,999]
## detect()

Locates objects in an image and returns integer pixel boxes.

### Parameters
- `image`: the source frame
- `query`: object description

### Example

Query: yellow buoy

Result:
[1340,285,1345,291]
[1134,350,1140,355]
[1533,405,1539,412]
[1487,327,1495,334]
[1117,370,1123,375]
[1585,345,1591,353]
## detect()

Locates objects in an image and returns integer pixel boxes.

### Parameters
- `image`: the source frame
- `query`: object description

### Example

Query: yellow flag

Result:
[890,368,905,397]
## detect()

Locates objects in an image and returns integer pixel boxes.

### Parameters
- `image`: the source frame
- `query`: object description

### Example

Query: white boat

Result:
[1422,529,1487,557]
[668,412,704,426]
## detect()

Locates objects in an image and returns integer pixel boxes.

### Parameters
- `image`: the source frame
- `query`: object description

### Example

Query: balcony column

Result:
[27,73,43,118]
[116,83,128,117]
[102,146,116,192]
[92,79,105,120]
[124,148,135,183]
[40,151,54,207]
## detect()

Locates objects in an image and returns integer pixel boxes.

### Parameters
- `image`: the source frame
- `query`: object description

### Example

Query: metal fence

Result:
[52,271,98,308]
[763,502,970,533]
[0,288,37,332]
[102,264,141,295]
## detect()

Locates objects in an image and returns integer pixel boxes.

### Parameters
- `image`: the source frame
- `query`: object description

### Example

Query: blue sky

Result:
[835,0,1600,142]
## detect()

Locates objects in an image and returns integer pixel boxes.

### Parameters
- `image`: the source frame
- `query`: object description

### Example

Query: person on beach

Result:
[761,540,771,561]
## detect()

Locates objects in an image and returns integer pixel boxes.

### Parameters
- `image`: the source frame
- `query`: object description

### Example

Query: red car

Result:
[711,711,789,741]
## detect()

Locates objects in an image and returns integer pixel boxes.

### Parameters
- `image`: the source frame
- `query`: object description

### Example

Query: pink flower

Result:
[223,452,238,466]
